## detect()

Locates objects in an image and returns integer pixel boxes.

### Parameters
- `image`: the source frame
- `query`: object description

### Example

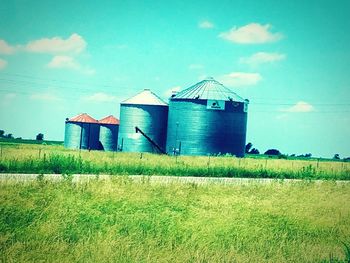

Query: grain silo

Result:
[99,115,120,151]
[64,113,100,150]
[166,77,249,157]
[118,89,168,153]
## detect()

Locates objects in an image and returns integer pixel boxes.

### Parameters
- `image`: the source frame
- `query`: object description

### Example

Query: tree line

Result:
[245,142,349,161]
[0,130,44,141]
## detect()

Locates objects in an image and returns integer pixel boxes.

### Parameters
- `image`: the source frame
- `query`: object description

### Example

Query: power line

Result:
[0,73,349,109]
[0,72,122,89]
[1,73,349,104]
[251,102,350,106]
[1,86,348,108]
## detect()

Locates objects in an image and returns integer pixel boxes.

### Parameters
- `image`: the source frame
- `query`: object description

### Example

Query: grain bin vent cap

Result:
[99,115,120,125]
[121,89,168,106]
[172,77,246,102]
[68,113,99,123]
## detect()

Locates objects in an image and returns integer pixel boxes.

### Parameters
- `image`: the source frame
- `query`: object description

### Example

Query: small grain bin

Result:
[166,77,249,157]
[99,115,120,151]
[118,89,168,153]
[64,113,100,150]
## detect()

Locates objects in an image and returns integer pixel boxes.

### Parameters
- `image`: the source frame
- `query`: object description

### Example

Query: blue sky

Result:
[0,0,349,158]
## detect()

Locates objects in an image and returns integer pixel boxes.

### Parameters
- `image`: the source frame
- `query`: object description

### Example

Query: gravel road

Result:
[0,173,348,185]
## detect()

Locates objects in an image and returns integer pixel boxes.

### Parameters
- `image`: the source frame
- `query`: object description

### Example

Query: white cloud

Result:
[30,93,61,101]
[1,34,86,55]
[0,58,7,70]
[218,72,262,87]
[24,33,86,55]
[47,55,80,69]
[189,64,204,70]
[83,92,117,103]
[1,93,17,106]
[199,21,214,29]
[5,93,16,99]
[82,67,96,75]
[0,40,16,54]
[164,86,181,98]
[47,55,95,75]
[240,52,286,66]
[282,101,314,113]
[219,23,283,44]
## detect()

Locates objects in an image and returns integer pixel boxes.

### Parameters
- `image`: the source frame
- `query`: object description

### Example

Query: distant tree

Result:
[36,133,44,141]
[245,143,260,155]
[343,157,350,162]
[16,137,22,140]
[245,142,253,153]
[278,154,288,159]
[250,148,260,154]
[264,149,281,156]
[0,130,4,137]
[333,154,340,160]
[290,154,296,157]
[6,133,13,139]
[297,153,312,158]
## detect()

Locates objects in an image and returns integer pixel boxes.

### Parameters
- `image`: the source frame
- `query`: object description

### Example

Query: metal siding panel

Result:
[118,104,168,153]
[64,122,100,150]
[166,100,247,157]
[80,123,90,149]
[99,124,119,151]
[88,123,100,150]
[64,122,83,149]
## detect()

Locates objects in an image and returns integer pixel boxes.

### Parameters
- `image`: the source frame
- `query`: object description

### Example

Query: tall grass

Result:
[1,179,350,262]
[0,143,349,180]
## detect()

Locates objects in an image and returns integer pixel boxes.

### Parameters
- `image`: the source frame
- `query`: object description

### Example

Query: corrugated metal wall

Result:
[118,104,168,153]
[64,122,100,150]
[166,99,248,157]
[99,124,119,151]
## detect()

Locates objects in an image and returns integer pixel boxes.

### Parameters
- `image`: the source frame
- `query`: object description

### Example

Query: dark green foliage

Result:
[342,242,350,262]
[264,149,281,155]
[1,152,349,180]
[250,148,260,154]
[0,206,39,232]
[245,142,259,154]
[6,133,14,139]
[0,137,63,145]
[36,133,44,141]
[245,142,252,153]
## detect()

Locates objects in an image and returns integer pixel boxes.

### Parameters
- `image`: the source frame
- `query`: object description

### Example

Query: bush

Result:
[264,149,281,156]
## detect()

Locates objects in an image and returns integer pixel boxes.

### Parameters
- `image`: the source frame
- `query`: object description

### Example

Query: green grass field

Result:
[1,142,350,262]
[0,137,63,146]
[0,142,349,180]
[1,178,350,262]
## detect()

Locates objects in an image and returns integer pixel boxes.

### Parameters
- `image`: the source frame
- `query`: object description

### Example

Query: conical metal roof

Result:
[121,89,168,106]
[99,115,120,125]
[68,113,99,123]
[172,77,245,102]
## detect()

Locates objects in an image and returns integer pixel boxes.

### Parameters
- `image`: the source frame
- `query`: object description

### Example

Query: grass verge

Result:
[1,178,350,262]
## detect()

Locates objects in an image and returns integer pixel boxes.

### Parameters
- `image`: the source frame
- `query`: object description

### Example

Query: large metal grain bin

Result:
[166,77,249,157]
[64,113,100,150]
[118,89,168,153]
[99,115,120,151]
